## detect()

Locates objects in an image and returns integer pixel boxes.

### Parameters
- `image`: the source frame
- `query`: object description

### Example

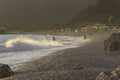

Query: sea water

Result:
[0,34,90,65]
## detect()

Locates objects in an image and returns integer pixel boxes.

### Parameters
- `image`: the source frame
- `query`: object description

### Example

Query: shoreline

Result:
[0,35,88,66]
[10,31,99,73]
[2,30,120,80]
[10,36,91,72]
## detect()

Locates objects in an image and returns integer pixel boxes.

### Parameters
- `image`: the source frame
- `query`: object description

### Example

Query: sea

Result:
[0,34,90,65]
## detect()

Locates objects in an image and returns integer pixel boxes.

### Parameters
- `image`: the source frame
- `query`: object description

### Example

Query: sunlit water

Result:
[0,34,90,65]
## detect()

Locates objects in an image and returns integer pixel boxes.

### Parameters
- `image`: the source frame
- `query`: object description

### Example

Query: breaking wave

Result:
[5,36,63,52]
[0,35,91,65]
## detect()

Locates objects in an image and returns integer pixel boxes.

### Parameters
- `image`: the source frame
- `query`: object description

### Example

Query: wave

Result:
[0,35,91,65]
[4,36,63,52]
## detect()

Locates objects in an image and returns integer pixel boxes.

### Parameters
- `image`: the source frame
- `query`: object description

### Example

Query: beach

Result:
[1,30,120,80]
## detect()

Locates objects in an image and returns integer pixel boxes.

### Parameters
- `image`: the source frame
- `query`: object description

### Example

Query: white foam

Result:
[0,46,77,65]
[0,35,90,65]
[5,36,63,48]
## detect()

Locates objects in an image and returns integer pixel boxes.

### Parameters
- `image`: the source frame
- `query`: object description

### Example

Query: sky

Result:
[0,0,97,26]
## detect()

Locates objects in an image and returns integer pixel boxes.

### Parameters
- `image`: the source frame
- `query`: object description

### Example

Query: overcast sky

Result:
[0,0,97,26]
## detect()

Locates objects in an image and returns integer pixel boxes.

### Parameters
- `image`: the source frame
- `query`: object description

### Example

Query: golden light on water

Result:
[5,37,63,48]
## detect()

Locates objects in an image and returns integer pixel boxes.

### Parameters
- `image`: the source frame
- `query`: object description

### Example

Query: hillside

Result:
[71,0,120,26]
[0,0,97,26]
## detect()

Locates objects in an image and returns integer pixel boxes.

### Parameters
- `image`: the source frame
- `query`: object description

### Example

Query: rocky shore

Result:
[0,30,120,80]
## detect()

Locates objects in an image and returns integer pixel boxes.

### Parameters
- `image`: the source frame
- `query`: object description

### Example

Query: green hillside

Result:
[71,0,120,26]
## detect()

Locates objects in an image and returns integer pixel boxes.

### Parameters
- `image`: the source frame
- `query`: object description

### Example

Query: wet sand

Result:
[1,30,120,80]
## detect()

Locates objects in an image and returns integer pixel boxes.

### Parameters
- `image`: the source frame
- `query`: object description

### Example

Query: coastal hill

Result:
[71,0,120,26]
[0,0,97,26]
[0,0,98,32]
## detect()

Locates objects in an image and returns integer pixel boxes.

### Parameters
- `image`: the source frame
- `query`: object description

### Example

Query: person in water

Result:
[53,36,56,41]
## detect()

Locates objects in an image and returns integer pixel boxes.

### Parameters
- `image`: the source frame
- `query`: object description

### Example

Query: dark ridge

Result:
[71,0,120,27]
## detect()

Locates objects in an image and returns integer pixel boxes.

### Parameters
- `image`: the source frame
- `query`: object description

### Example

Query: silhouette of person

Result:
[84,34,87,40]
[53,36,56,41]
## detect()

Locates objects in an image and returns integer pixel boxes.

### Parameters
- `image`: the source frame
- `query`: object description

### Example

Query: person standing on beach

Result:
[84,34,87,40]
[52,28,56,41]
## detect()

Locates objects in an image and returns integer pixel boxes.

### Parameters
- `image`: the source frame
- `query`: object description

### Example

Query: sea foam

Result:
[0,35,90,65]
[5,36,63,48]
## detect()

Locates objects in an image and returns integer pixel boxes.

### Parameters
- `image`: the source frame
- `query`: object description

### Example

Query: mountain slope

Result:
[71,0,120,26]
[0,0,97,26]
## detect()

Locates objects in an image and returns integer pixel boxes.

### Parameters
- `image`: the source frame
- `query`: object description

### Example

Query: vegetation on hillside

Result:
[71,0,120,27]
[2,0,120,32]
